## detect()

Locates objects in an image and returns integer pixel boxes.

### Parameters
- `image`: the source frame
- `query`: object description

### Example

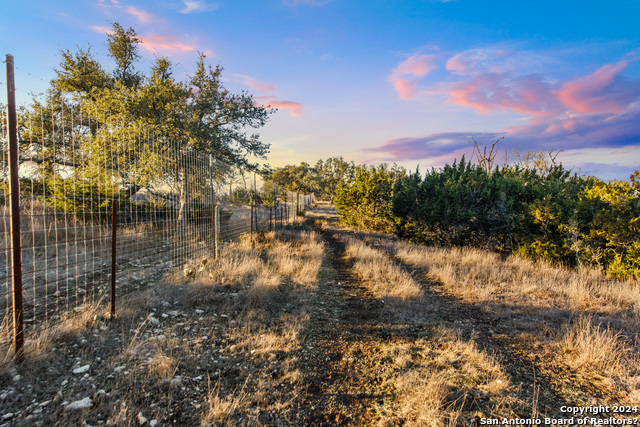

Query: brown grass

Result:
[377,237,640,403]
[391,241,640,320]
[378,327,510,426]
[344,236,422,300]
[560,315,638,378]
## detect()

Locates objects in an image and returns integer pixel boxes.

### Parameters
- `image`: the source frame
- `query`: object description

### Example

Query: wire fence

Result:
[1,55,314,359]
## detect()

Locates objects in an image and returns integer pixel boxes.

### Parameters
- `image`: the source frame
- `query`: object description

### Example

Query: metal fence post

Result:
[214,205,220,259]
[110,201,118,319]
[209,154,216,257]
[6,54,24,363]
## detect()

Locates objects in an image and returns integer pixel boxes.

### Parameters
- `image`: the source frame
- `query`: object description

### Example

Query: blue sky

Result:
[2,0,639,180]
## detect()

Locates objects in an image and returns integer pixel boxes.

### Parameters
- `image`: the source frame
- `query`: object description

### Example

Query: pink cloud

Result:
[393,54,438,78]
[92,25,112,34]
[233,74,277,92]
[138,34,197,54]
[446,72,560,117]
[556,60,640,114]
[257,96,304,116]
[126,6,160,24]
[96,1,161,24]
[364,132,502,161]
[446,47,512,75]
[393,79,419,100]
[388,54,439,99]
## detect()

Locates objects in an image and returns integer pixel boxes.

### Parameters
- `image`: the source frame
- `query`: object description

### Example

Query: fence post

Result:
[110,201,118,318]
[250,204,254,242]
[5,54,24,363]
[209,154,216,258]
[214,205,220,259]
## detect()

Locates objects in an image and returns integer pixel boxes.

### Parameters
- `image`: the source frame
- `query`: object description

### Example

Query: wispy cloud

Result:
[364,132,502,161]
[138,33,197,54]
[388,54,440,99]
[556,60,640,114]
[96,0,162,24]
[92,25,112,35]
[446,72,561,117]
[179,0,218,14]
[257,96,304,116]
[125,6,161,24]
[446,45,554,76]
[232,74,277,92]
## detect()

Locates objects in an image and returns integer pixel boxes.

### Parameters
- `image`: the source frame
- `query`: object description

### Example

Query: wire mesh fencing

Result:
[1,60,314,357]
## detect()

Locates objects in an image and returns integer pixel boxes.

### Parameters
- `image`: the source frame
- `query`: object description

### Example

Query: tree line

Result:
[330,149,639,281]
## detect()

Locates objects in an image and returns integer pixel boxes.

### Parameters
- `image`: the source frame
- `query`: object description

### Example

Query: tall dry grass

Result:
[391,241,640,324]
[385,238,640,402]
[344,236,422,300]
[379,326,510,426]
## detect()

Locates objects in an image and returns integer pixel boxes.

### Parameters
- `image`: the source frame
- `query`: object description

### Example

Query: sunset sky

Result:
[1,0,639,180]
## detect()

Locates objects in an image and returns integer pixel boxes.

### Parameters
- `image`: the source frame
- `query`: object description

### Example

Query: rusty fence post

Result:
[110,201,118,319]
[214,205,220,259]
[6,54,24,363]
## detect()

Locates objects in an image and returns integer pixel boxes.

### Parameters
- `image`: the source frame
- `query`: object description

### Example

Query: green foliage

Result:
[18,22,275,225]
[393,157,522,249]
[577,173,640,279]
[49,177,120,222]
[107,22,143,88]
[335,164,404,233]
[52,46,111,98]
[336,152,640,280]
[229,187,251,204]
[314,157,355,200]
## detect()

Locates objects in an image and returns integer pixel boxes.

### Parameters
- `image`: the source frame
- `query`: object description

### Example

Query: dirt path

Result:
[296,219,390,425]
[294,205,583,425]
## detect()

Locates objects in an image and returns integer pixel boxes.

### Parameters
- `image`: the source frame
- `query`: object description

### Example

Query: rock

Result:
[138,412,148,424]
[148,316,160,326]
[195,309,204,314]
[2,413,13,420]
[65,397,92,411]
[149,421,158,427]
[73,365,90,374]
[114,365,127,373]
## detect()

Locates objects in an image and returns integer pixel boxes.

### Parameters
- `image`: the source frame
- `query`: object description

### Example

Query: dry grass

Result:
[201,375,248,427]
[344,236,422,300]
[0,299,106,371]
[195,228,324,424]
[378,326,510,426]
[380,238,640,404]
[560,315,638,378]
[391,241,640,320]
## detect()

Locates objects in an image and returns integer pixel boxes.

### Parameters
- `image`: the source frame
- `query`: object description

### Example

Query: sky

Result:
[1,0,639,180]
